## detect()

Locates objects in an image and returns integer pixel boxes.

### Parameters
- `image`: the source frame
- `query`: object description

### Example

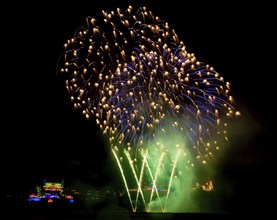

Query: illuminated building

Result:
[27,179,74,203]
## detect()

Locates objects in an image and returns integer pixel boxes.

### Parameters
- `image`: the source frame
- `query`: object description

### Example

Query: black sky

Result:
[3,0,274,214]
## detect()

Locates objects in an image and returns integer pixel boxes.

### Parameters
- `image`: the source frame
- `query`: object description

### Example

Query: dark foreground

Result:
[2,196,259,220]
[2,204,241,220]
[4,209,234,220]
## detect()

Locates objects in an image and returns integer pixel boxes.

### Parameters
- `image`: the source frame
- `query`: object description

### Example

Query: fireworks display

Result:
[58,5,240,212]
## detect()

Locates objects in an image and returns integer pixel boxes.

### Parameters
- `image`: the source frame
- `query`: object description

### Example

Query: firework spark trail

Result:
[58,5,240,212]
[59,5,238,161]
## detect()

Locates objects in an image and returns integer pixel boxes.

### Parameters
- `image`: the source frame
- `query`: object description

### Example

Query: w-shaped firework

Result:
[58,5,240,212]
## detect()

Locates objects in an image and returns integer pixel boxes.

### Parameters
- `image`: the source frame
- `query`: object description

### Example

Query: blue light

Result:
[28,197,42,202]
[45,194,59,199]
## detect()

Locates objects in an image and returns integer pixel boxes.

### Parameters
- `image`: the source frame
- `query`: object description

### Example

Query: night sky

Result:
[3,0,274,214]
